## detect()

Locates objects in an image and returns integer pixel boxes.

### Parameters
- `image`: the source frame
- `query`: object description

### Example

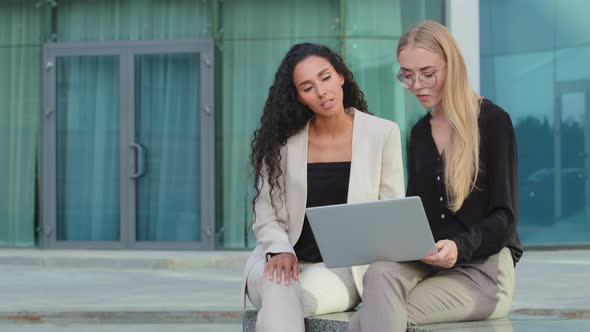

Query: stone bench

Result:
[242,310,432,332]
[242,310,519,332]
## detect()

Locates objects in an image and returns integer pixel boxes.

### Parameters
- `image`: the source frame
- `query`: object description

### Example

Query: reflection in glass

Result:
[481,0,590,245]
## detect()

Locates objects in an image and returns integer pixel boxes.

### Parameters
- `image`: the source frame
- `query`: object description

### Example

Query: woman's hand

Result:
[422,240,458,268]
[264,253,299,285]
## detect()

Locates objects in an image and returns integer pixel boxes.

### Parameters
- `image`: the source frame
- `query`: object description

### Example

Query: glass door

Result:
[129,47,212,249]
[43,40,214,249]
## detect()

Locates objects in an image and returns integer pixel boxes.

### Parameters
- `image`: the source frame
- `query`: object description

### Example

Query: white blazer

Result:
[240,108,405,308]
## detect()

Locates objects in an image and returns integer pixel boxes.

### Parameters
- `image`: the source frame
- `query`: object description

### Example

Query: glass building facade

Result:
[480,0,590,246]
[0,0,587,250]
[0,0,444,249]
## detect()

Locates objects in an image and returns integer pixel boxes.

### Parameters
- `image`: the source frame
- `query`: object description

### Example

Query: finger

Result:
[269,264,276,280]
[292,261,299,281]
[424,252,444,265]
[424,252,438,260]
[284,265,292,285]
[422,256,436,265]
[437,245,449,258]
[263,262,270,279]
[276,265,283,284]
[427,251,443,261]
[435,240,446,251]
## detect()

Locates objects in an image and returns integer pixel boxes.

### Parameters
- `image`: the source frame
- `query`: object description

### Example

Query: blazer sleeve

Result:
[251,155,296,258]
[379,122,405,200]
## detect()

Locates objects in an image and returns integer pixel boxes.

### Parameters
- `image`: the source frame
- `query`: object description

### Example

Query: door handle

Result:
[130,143,146,179]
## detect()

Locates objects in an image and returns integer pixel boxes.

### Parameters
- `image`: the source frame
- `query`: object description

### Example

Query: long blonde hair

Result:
[398,20,481,212]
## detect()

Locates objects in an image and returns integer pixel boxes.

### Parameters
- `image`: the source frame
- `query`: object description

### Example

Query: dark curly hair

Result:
[250,43,370,216]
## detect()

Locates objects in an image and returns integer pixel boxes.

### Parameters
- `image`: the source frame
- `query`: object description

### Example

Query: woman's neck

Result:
[430,106,448,122]
[431,103,442,116]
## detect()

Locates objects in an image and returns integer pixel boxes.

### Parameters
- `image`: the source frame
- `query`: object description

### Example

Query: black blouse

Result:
[406,99,523,265]
[294,162,351,262]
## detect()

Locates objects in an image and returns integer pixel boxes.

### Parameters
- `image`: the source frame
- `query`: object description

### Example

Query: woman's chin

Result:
[312,106,343,117]
[418,100,431,108]
[417,99,439,110]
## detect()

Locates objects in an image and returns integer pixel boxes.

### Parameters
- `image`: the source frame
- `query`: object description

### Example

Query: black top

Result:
[294,162,351,262]
[406,99,523,265]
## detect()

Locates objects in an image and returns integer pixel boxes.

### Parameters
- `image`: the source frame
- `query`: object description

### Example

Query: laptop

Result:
[305,196,437,268]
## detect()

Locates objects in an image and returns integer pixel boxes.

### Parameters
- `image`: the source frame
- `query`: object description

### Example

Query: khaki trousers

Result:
[350,247,515,332]
[246,260,361,332]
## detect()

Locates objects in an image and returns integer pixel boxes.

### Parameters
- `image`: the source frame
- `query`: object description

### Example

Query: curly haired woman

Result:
[240,43,406,332]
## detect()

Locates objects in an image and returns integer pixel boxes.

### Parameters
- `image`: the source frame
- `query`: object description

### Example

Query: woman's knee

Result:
[249,276,302,310]
[260,277,300,300]
[363,261,403,289]
[256,279,305,329]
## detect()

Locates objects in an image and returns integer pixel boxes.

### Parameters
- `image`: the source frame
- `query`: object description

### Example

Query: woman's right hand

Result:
[264,253,299,285]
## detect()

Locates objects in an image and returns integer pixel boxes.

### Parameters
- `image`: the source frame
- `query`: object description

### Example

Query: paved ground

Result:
[0,323,242,332]
[0,249,588,331]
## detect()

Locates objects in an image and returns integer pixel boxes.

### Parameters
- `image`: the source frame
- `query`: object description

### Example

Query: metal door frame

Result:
[42,40,215,249]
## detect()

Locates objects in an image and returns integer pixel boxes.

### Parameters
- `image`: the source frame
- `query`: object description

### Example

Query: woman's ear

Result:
[339,73,345,86]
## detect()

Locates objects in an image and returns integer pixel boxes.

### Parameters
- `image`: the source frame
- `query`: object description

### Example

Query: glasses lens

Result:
[396,73,412,89]
[419,74,436,88]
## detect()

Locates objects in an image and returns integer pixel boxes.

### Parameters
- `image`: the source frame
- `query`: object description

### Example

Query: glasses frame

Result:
[395,65,446,89]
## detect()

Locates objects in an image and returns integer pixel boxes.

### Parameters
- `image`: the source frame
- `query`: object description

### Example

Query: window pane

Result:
[56,56,120,241]
[56,0,210,41]
[135,53,201,242]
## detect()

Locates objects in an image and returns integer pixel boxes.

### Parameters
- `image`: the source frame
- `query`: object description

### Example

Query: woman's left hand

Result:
[422,239,458,268]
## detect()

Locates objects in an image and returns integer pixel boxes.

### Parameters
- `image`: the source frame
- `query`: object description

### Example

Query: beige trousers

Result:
[246,260,361,332]
[350,247,515,332]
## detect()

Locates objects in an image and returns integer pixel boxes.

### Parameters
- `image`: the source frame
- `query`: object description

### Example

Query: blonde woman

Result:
[350,21,523,332]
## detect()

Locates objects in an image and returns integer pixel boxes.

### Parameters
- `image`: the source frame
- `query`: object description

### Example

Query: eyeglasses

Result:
[395,66,446,89]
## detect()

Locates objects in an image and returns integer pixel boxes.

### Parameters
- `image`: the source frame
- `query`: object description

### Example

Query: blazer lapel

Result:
[347,109,374,296]
[347,109,371,204]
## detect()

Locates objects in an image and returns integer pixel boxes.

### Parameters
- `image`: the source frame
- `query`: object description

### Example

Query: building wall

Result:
[0,0,50,247]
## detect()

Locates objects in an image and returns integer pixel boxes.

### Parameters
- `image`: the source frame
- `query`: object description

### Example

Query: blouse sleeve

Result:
[450,110,518,263]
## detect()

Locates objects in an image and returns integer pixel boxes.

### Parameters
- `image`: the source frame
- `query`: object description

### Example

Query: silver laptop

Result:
[305,197,437,268]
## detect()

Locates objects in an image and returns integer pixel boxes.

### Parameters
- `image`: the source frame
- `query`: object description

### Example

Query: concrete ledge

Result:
[0,249,249,270]
[0,311,243,324]
[242,310,431,332]
[243,310,590,332]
